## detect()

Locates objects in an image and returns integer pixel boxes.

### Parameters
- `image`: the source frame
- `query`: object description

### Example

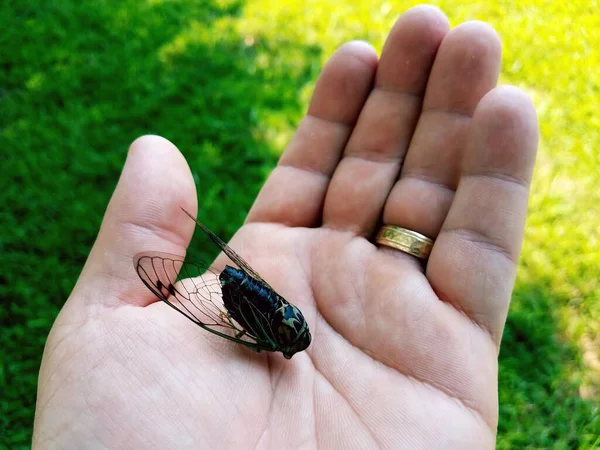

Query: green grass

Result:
[1,0,598,448]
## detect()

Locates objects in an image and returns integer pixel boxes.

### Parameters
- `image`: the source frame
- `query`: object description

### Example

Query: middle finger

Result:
[382,22,502,239]
[322,6,450,236]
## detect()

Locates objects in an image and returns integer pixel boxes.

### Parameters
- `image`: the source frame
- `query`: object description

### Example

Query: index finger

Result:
[246,41,377,227]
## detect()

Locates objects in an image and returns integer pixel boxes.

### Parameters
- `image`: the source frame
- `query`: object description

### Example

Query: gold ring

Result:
[375,225,434,260]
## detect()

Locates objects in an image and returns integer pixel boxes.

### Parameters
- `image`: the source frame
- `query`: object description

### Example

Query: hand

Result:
[33,6,538,449]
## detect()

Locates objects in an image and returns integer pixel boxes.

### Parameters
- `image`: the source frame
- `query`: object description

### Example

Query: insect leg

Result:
[220,311,242,330]
[235,330,246,339]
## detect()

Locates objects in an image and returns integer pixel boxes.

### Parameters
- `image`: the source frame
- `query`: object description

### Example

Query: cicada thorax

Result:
[219,265,284,348]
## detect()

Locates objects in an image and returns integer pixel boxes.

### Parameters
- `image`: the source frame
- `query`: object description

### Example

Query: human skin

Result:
[33,5,538,449]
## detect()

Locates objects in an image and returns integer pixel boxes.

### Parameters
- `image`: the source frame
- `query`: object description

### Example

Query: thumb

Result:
[70,135,197,308]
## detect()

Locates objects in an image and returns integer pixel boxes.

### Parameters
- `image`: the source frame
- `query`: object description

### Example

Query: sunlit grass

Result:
[1,0,598,447]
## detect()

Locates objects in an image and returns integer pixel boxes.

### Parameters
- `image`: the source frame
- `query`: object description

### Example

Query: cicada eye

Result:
[272,305,308,345]
[282,329,311,359]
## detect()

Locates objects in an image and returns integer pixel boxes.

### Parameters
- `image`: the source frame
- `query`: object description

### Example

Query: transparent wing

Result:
[133,251,276,351]
[180,207,274,290]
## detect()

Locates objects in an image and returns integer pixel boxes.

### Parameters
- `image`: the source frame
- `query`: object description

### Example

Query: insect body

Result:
[134,208,311,359]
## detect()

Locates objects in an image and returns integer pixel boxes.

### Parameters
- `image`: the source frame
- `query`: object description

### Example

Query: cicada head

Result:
[272,304,311,359]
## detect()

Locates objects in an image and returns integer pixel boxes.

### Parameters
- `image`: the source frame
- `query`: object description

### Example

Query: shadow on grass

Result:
[0,0,319,446]
[497,279,599,448]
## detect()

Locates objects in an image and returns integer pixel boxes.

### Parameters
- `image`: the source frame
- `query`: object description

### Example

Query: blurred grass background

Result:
[1,0,598,448]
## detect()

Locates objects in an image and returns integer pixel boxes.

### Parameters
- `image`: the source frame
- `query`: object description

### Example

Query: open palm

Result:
[33,7,538,449]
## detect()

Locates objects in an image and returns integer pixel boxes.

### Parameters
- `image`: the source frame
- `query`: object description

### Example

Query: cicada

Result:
[133,208,311,359]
